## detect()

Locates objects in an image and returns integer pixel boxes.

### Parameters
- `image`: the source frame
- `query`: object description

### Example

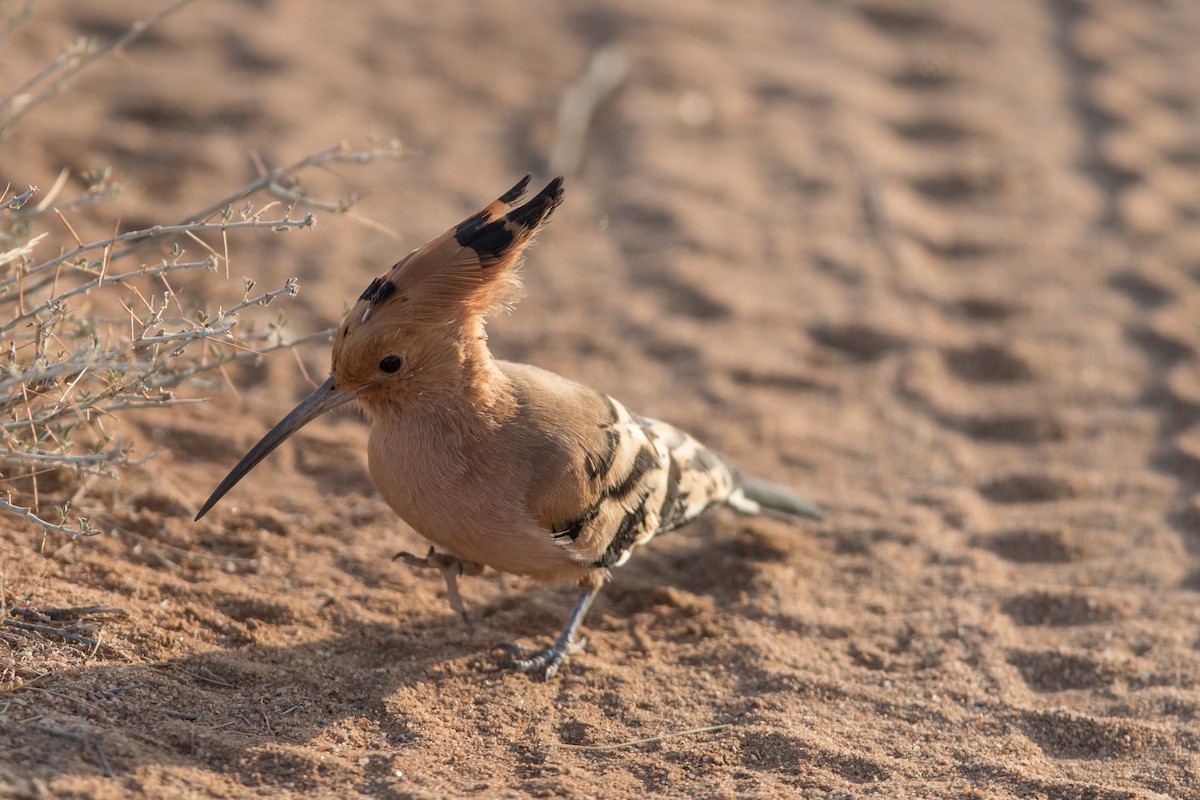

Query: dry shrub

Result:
[0,1,400,538]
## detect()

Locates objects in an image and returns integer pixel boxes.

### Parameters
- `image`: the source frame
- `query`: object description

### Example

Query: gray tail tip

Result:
[738,476,824,522]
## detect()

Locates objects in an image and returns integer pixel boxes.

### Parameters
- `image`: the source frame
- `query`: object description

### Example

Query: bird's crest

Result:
[341,175,563,338]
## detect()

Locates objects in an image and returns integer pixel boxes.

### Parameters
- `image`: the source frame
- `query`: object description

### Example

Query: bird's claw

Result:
[491,635,588,681]
[393,546,482,576]
[393,546,483,627]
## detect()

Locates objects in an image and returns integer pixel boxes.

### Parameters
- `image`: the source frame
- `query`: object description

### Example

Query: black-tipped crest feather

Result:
[336,177,565,339]
[498,174,532,204]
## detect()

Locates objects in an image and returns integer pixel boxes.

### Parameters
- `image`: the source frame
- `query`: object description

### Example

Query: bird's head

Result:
[194,175,564,520]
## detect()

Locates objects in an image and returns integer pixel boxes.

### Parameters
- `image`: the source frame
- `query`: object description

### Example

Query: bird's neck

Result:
[456,334,513,415]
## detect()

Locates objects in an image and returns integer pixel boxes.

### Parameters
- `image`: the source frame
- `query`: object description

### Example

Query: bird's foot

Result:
[393,547,484,627]
[491,587,599,680]
[491,636,588,681]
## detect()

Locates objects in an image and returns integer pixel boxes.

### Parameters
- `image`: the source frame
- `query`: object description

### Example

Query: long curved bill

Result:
[194,375,359,521]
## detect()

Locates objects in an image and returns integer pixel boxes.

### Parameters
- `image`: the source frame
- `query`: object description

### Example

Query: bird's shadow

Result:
[7,520,803,786]
[7,618,459,785]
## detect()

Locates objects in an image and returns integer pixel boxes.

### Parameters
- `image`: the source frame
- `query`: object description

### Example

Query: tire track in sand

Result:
[825,1,1200,793]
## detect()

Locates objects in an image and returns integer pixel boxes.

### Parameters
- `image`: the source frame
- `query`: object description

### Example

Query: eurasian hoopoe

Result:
[196,176,823,679]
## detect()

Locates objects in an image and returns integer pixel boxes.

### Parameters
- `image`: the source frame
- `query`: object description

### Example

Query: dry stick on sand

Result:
[554,723,732,752]
[28,719,116,778]
[1,602,127,651]
[548,46,628,177]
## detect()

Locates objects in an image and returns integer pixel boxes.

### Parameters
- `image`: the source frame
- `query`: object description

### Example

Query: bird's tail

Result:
[728,475,824,523]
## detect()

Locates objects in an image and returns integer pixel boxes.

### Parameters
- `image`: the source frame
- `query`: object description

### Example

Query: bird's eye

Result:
[379,355,403,373]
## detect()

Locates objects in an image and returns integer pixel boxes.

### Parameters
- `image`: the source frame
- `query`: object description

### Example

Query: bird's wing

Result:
[499,362,737,570]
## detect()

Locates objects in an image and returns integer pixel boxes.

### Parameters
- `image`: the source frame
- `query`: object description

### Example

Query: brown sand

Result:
[3,0,1200,797]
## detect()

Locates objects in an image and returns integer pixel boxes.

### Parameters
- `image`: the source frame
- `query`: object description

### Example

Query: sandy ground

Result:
[3,0,1200,797]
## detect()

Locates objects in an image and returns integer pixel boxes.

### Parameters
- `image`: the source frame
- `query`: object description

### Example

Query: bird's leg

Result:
[492,586,599,681]
[393,546,484,627]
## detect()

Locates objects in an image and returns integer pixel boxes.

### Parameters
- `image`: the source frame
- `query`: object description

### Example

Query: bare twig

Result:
[159,708,199,721]
[0,214,313,304]
[181,140,402,227]
[140,326,335,391]
[34,720,89,742]
[1,256,219,333]
[1,602,126,657]
[0,1,37,54]
[13,604,127,621]
[0,0,200,138]
[3,618,110,649]
[93,740,115,778]
[0,185,37,212]
[0,232,46,267]
[554,723,732,752]
[0,496,99,537]
[548,46,627,177]
[13,184,121,221]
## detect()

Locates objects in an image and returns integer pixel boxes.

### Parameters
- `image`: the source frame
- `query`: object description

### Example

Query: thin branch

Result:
[267,181,358,213]
[140,326,334,390]
[0,0,200,138]
[0,40,89,122]
[0,1,37,54]
[0,232,47,269]
[8,604,127,622]
[554,723,732,752]
[0,496,100,537]
[0,214,313,304]
[13,184,120,221]
[3,619,115,652]
[0,448,115,466]
[548,46,627,177]
[0,317,329,434]
[178,140,403,227]
[0,184,37,212]
[218,276,299,319]
[1,256,218,335]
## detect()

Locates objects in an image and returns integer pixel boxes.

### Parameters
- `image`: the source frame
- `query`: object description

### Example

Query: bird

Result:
[195,176,823,680]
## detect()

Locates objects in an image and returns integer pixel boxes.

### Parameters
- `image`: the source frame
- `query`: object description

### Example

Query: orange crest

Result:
[330,176,564,397]
[342,175,562,334]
